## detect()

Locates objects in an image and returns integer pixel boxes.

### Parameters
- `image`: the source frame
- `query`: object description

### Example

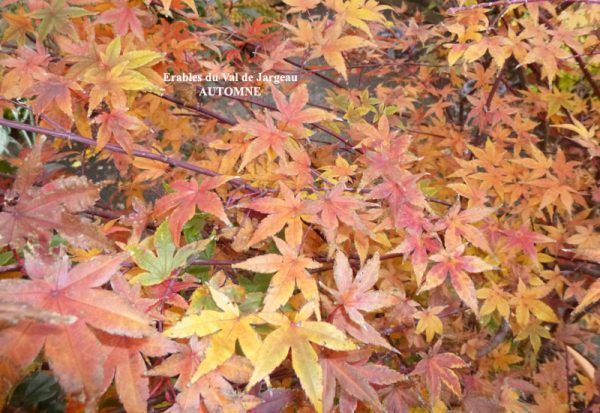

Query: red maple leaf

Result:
[154,176,233,246]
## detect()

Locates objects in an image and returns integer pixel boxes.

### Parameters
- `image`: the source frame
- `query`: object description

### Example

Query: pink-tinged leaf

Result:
[420,244,493,314]
[324,251,397,350]
[322,350,404,413]
[44,320,105,398]
[0,251,155,402]
[411,352,467,402]
[0,147,110,249]
[249,388,300,413]
[99,332,177,413]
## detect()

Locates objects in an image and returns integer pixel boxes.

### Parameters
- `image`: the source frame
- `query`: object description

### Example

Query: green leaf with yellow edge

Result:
[129,220,209,286]
[246,303,357,413]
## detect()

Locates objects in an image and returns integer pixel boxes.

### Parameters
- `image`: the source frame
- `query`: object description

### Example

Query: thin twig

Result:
[449,0,599,14]
[476,318,510,358]
[215,93,361,153]
[0,264,20,274]
[0,118,263,194]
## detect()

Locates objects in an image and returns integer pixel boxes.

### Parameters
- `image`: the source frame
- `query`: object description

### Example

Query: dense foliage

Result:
[1,0,600,411]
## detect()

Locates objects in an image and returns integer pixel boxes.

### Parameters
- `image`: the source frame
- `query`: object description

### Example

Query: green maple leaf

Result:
[128,221,210,286]
[30,0,95,40]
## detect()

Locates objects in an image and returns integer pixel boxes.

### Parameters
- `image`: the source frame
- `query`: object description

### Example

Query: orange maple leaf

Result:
[233,237,321,314]
[0,251,154,402]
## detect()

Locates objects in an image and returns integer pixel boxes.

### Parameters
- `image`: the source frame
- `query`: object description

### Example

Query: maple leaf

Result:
[93,106,145,153]
[462,36,511,68]
[272,84,334,131]
[82,36,163,112]
[247,304,357,413]
[500,223,554,262]
[419,243,495,314]
[510,280,558,326]
[514,321,551,353]
[477,284,511,319]
[96,0,146,40]
[354,115,402,150]
[165,286,263,381]
[25,74,81,118]
[0,142,110,249]
[230,112,294,171]
[154,176,233,246]
[0,44,50,99]
[98,331,176,413]
[552,119,600,159]
[321,155,358,184]
[275,144,314,188]
[321,350,405,413]
[1,7,33,46]
[242,182,307,247]
[530,176,579,213]
[522,39,570,85]
[322,251,397,350]
[411,351,467,403]
[98,275,177,413]
[283,0,321,14]
[434,201,494,252]
[326,0,391,37]
[414,305,445,343]
[487,343,522,372]
[367,174,428,229]
[29,0,95,40]
[0,251,154,402]
[310,21,368,81]
[129,220,209,286]
[573,373,597,404]
[283,18,319,46]
[381,383,420,413]
[305,183,372,246]
[149,337,259,413]
[233,237,321,314]
[389,231,441,285]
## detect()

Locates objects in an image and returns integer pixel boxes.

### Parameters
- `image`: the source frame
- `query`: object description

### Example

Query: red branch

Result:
[0,118,263,194]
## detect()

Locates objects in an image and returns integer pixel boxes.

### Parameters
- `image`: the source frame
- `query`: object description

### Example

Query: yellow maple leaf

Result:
[233,237,321,315]
[164,286,263,382]
[246,304,356,413]
[414,306,445,342]
[325,0,390,37]
[510,280,558,326]
[310,22,369,81]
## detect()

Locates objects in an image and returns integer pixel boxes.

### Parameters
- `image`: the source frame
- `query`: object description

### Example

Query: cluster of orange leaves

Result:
[1,0,600,412]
